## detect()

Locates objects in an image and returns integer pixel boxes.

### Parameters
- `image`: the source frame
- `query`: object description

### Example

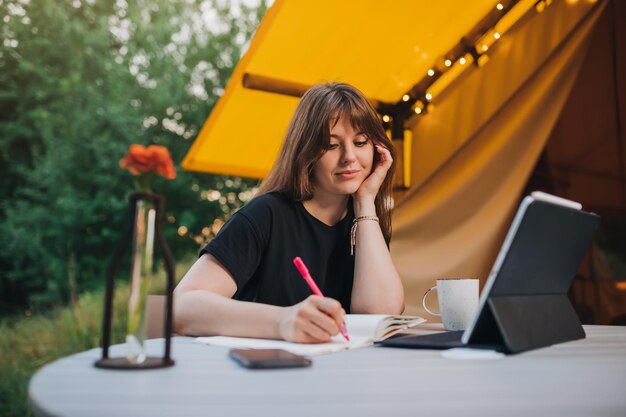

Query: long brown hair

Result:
[257,82,396,241]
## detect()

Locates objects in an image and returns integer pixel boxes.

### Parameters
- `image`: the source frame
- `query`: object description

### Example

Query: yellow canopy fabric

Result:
[182,0,498,177]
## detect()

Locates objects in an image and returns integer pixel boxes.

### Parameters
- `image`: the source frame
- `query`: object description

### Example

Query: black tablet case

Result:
[381,199,600,354]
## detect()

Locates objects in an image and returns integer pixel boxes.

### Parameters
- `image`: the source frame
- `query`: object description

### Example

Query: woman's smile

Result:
[336,169,361,179]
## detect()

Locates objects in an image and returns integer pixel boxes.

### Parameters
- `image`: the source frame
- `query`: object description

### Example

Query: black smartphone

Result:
[229,348,312,369]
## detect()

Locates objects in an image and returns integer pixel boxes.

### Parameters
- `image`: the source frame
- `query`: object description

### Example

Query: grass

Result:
[0,286,129,417]
[0,259,191,417]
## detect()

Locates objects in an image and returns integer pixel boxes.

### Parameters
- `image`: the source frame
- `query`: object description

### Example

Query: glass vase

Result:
[96,191,176,370]
[126,197,156,364]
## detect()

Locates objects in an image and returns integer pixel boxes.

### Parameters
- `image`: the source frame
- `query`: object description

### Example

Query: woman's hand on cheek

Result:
[354,144,393,203]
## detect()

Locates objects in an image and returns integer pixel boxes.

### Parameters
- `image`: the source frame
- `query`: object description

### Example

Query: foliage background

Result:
[1,1,268,415]
[0,0,267,314]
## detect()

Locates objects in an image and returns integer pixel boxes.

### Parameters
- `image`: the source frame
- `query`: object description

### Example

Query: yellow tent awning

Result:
[182,0,498,178]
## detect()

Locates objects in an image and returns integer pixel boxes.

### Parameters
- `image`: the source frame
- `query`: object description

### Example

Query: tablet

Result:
[380,192,601,353]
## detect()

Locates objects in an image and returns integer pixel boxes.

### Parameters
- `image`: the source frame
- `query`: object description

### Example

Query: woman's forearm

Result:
[173,254,345,342]
[173,289,283,338]
[351,200,405,314]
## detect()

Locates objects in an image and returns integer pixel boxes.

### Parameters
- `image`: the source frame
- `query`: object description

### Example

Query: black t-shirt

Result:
[201,192,355,311]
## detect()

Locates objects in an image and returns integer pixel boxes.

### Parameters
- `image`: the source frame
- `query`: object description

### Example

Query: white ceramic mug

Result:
[422,278,479,331]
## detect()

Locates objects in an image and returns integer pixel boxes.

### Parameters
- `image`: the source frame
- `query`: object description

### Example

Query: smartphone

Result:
[229,348,312,369]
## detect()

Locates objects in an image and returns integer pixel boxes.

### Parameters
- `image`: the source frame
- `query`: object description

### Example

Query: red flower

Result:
[119,144,176,180]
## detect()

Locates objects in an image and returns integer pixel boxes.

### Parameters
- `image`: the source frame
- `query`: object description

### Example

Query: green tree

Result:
[0,0,266,313]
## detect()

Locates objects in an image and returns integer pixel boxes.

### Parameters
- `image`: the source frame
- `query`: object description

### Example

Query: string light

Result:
[535,0,553,12]
[477,54,490,67]
[535,1,546,12]
[396,0,538,121]
[382,114,391,123]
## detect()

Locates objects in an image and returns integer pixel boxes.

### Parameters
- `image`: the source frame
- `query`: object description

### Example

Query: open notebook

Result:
[194,314,426,356]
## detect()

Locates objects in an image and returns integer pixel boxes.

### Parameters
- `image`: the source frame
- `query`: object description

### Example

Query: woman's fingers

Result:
[281,296,345,343]
[310,295,344,326]
[355,144,393,200]
[308,300,341,336]
[301,320,333,342]
[302,296,343,340]
[374,144,393,172]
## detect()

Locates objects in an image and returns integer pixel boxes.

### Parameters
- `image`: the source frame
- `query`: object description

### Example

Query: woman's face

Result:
[311,115,375,199]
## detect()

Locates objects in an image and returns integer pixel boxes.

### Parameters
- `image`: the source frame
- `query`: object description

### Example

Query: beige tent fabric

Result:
[392,1,607,316]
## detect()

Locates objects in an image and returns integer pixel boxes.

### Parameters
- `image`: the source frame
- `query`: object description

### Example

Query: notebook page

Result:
[194,334,372,356]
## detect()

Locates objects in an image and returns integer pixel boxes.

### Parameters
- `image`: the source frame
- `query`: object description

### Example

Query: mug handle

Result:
[422,286,440,316]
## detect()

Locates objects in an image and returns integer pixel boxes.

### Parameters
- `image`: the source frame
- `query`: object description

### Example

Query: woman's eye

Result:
[355,140,368,147]
[327,144,339,150]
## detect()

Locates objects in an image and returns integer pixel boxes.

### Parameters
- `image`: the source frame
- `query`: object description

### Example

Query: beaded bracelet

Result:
[350,215,379,255]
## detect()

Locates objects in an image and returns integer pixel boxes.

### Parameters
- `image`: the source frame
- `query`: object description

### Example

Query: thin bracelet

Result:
[350,216,379,255]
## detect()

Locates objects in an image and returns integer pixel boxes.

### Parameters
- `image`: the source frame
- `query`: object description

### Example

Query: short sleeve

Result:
[200,211,266,290]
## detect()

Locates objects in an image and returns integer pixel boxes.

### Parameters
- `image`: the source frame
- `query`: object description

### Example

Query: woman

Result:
[174,82,404,343]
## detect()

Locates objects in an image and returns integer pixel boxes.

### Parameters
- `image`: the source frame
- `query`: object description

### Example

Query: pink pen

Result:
[293,256,350,342]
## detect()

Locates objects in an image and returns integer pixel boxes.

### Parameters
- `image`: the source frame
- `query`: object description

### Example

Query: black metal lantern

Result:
[95,192,175,369]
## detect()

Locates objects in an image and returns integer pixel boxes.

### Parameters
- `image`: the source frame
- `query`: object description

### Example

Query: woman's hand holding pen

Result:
[277,295,346,343]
